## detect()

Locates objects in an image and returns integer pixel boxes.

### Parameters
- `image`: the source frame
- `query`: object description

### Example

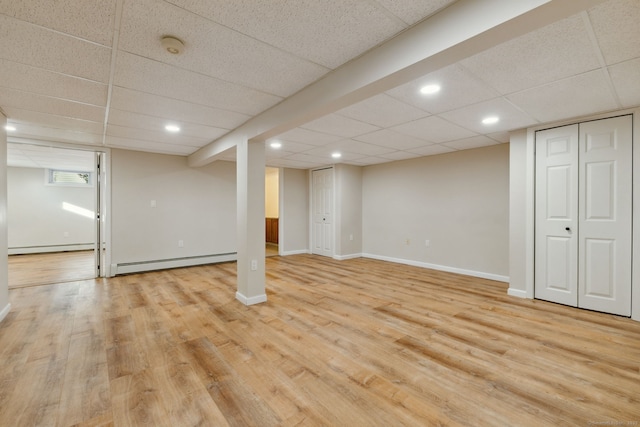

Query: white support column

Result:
[236,137,267,305]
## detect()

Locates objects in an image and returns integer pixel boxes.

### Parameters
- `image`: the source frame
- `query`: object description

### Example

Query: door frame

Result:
[309,166,335,257]
[6,137,112,278]
[509,107,640,321]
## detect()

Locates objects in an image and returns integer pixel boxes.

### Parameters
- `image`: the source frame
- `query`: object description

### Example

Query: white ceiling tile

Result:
[487,131,511,144]
[324,139,396,156]
[165,0,406,69]
[588,0,640,65]
[279,152,333,168]
[106,125,209,148]
[106,136,196,156]
[266,139,317,153]
[348,156,390,166]
[266,157,323,169]
[608,58,640,108]
[460,14,601,95]
[439,98,538,134]
[277,127,345,146]
[387,64,499,114]
[442,136,502,150]
[377,150,425,161]
[301,114,380,138]
[506,70,619,124]
[406,144,456,157]
[337,94,430,128]
[354,129,433,150]
[118,0,329,98]
[0,15,112,83]
[0,0,117,46]
[113,52,282,116]
[391,116,477,143]
[0,59,108,106]
[8,124,102,145]
[374,0,456,25]
[4,108,104,134]
[302,147,366,162]
[0,88,106,123]
[109,87,250,130]
[107,109,228,141]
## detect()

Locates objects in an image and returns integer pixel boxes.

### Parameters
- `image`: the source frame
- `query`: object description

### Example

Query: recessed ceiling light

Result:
[419,84,441,95]
[331,152,342,159]
[165,124,181,133]
[270,141,282,149]
[4,125,16,132]
[482,116,499,125]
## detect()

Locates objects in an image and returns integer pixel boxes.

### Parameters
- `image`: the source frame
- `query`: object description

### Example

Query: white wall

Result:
[8,167,94,253]
[335,164,362,258]
[111,149,237,270]
[280,168,308,255]
[265,167,279,218]
[0,114,9,323]
[362,144,510,280]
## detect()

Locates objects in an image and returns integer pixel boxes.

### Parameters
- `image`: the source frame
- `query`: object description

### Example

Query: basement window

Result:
[46,169,93,186]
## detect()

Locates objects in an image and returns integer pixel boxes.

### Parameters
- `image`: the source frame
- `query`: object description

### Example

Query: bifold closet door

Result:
[535,116,632,316]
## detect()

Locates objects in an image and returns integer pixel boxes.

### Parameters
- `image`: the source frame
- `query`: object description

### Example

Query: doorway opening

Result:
[265,167,279,257]
[7,143,105,288]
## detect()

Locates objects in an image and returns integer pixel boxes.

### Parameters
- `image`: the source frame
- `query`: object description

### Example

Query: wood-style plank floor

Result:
[1,254,640,426]
[8,251,95,289]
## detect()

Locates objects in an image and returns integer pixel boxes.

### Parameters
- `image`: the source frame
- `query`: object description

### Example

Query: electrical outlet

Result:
[349,234,353,241]
[150,200,156,208]
[251,260,258,271]
[178,240,184,248]
[425,240,430,247]
[63,231,69,238]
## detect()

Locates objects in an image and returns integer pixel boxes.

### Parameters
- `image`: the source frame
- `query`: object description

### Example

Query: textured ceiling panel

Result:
[439,98,538,134]
[588,0,640,65]
[390,116,476,143]
[164,0,406,69]
[387,64,498,115]
[460,14,600,95]
[406,144,456,157]
[109,87,250,130]
[0,88,106,123]
[106,124,210,148]
[8,124,102,145]
[0,15,112,83]
[0,0,117,46]
[506,70,619,124]
[118,0,329,97]
[338,94,430,128]
[0,59,108,106]
[4,108,104,134]
[354,129,433,150]
[374,0,456,25]
[106,136,198,156]
[322,139,397,156]
[301,114,380,139]
[113,52,283,116]
[442,135,501,150]
[277,128,344,146]
[608,58,640,108]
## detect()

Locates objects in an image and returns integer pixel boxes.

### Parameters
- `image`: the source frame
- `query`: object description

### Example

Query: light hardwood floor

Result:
[1,254,639,426]
[8,251,95,289]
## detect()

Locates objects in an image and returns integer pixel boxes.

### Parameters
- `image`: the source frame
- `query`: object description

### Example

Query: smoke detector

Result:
[161,36,184,55]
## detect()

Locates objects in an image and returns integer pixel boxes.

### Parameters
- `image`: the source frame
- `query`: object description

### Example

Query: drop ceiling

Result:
[1,0,639,170]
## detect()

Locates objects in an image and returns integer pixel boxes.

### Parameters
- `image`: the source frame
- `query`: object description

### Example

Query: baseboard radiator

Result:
[111,252,237,276]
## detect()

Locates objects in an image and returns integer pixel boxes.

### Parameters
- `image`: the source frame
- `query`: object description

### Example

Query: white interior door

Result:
[312,168,333,257]
[578,116,632,316]
[535,124,579,306]
[535,116,632,316]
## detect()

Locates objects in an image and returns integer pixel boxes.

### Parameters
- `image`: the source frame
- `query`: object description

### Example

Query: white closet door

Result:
[312,168,334,257]
[578,115,632,316]
[535,124,579,306]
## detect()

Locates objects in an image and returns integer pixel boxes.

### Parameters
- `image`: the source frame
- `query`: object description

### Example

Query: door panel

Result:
[578,116,632,316]
[535,125,579,306]
[312,168,333,257]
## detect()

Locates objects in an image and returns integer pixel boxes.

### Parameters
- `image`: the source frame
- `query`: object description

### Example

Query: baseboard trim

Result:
[333,253,362,261]
[361,253,509,283]
[0,303,11,324]
[280,249,310,256]
[112,253,237,275]
[507,288,528,298]
[9,244,94,255]
[236,292,267,306]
